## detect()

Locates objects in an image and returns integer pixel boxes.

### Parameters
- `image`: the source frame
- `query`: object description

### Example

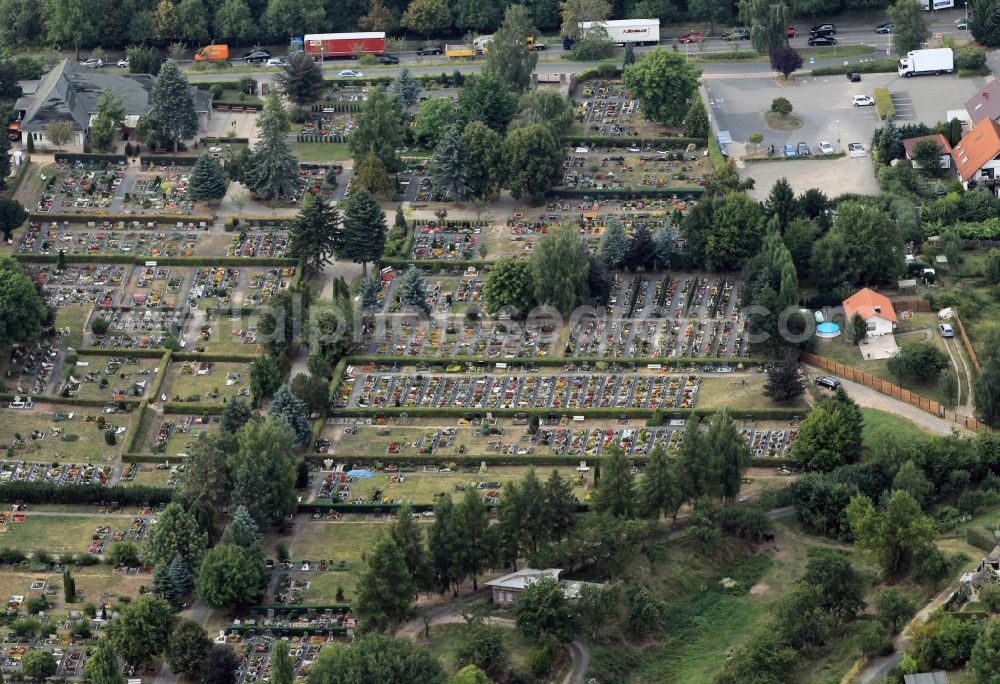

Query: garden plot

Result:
[574,80,678,138]
[362,316,555,359]
[226,228,291,258]
[566,275,747,358]
[24,263,126,309]
[186,267,242,309]
[0,408,128,462]
[122,164,195,213]
[238,267,296,306]
[2,345,60,398]
[217,631,334,683]
[561,146,709,192]
[344,371,703,410]
[123,264,186,309]
[299,164,342,201]
[35,161,126,212]
[90,310,181,350]
[148,414,220,455]
[409,224,480,261]
[20,220,212,257]
[61,355,158,403]
[161,361,251,405]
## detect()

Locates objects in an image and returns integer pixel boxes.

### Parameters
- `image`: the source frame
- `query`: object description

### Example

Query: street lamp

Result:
[836,119,840,145]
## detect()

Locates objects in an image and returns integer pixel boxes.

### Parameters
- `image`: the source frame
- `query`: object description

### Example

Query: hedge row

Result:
[328,358,349,404]
[744,153,846,163]
[54,153,127,165]
[379,258,491,273]
[149,351,173,400]
[298,501,592,514]
[344,354,772,368]
[76,348,167,359]
[811,59,897,76]
[333,406,805,420]
[122,453,173,463]
[0,482,174,506]
[562,135,707,148]
[141,155,203,165]
[549,188,704,199]
[163,402,228,415]
[16,254,297,268]
[123,401,152,455]
[311,102,361,113]
[200,136,250,144]
[172,351,258,363]
[708,136,725,168]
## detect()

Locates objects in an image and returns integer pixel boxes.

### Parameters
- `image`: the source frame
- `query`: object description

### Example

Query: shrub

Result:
[25,595,49,613]
[874,87,894,119]
[209,84,225,99]
[968,527,998,552]
[956,45,987,70]
[770,97,793,116]
[91,317,110,335]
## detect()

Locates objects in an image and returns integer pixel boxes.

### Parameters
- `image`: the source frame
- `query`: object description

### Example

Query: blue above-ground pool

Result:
[816,321,841,338]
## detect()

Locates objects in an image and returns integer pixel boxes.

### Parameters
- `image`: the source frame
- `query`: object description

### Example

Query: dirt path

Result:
[944,336,975,411]
[803,368,965,436]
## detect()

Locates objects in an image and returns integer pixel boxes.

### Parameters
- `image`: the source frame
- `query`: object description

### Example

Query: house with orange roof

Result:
[951,118,1000,195]
[842,288,897,337]
[902,134,952,170]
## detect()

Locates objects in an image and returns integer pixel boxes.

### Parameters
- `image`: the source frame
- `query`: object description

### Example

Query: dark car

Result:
[809,23,837,36]
[243,49,271,63]
[847,72,861,82]
[377,54,400,64]
[416,45,442,55]
[796,142,811,156]
[808,35,837,46]
[874,22,894,33]
[815,376,841,390]
[723,28,750,41]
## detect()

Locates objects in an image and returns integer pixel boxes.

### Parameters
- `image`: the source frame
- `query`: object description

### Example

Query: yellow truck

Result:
[445,44,475,58]
[476,35,545,54]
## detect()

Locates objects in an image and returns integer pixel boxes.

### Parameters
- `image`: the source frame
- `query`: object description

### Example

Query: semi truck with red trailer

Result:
[291,32,386,59]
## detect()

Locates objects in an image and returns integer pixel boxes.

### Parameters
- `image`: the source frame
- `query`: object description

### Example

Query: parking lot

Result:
[707,70,991,197]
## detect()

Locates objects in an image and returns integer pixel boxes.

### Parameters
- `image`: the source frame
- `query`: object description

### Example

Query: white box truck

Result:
[578,19,660,46]
[897,47,954,77]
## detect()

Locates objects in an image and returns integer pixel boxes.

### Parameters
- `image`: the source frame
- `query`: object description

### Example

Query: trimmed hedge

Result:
[163,402,227,415]
[53,153,127,165]
[0,482,174,506]
[311,102,362,113]
[562,135,707,148]
[149,351,172,400]
[378,258,491,273]
[123,453,173,463]
[328,357,349,404]
[123,401,152,454]
[699,51,758,61]
[76,348,167,359]
[140,155,202,166]
[967,526,996,552]
[744,152,846,163]
[549,187,704,199]
[296,134,348,143]
[305,453,797,469]
[200,136,250,144]
[172,352,258,363]
[0,393,140,409]
[811,59,896,76]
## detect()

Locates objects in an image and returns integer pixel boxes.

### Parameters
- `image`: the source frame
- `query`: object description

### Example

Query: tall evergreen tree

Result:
[626,224,654,271]
[245,90,298,200]
[188,153,227,201]
[429,124,470,201]
[592,447,635,518]
[623,41,635,66]
[167,553,194,596]
[653,224,673,271]
[389,504,432,594]
[150,60,196,152]
[429,494,463,595]
[63,568,76,602]
[765,177,799,230]
[338,188,386,276]
[706,411,751,504]
[641,445,681,520]
[599,219,629,270]
[84,640,123,684]
[452,488,491,591]
[494,480,524,570]
[398,266,429,312]
[359,273,381,310]
[391,68,420,108]
[675,414,713,504]
[519,468,548,553]
[269,384,312,448]
[289,194,341,275]
[152,563,183,610]
[349,87,405,172]
[354,533,415,631]
[270,640,294,684]
[683,99,710,140]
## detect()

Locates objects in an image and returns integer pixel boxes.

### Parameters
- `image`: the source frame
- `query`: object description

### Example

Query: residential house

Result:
[951,118,1000,195]
[842,288,897,337]
[902,133,952,170]
[903,674,949,684]
[964,80,1000,126]
[486,569,563,607]
[13,60,213,150]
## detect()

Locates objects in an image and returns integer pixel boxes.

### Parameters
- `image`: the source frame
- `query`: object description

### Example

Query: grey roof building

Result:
[14,60,213,148]
[965,80,1000,127]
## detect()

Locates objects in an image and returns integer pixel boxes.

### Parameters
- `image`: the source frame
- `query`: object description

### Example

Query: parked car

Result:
[957,18,969,30]
[874,22,894,33]
[243,49,271,63]
[816,376,841,390]
[808,35,837,46]
[678,31,704,43]
[416,45,443,55]
[338,69,363,78]
[939,323,955,338]
[377,54,400,64]
[787,27,797,38]
[797,142,811,156]
[810,23,837,35]
[723,28,750,41]
[847,72,861,82]
[848,142,867,156]
[80,58,103,68]
[116,57,129,68]
[853,95,875,107]
[265,58,287,67]
[818,140,834,154]
[783,143,797,157]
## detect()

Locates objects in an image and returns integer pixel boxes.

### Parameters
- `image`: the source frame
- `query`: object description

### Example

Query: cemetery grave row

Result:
[3,345,60,397]
[150,414,220,454]
[62,356,159,403]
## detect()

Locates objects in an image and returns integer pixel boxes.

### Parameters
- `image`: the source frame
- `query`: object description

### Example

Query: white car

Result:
[848,142,866,157]
[117,57,129,68]
[852,95,875,107]
[338,69,363,78]
[818,140,834,154]
[266,58,287,67]
[81,58,103,68]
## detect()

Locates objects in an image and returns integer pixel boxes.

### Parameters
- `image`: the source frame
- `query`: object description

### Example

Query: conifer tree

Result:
[338,188,386,275]
[245,90,298,200]
[188,153,227,200]
[429,124,470,201]
[150,60,197,152]
[289,194,341,275]
[269,384,312,448]
[398,266,428,312]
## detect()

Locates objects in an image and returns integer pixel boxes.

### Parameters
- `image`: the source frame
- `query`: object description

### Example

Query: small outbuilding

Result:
[904,673,949,684]
[486,568,563,607]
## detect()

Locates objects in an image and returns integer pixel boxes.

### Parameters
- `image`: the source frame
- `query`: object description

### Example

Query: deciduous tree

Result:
[462,122,503,197]
[401,0,451,38]
[166,619,211,678]
[501,123,562,201]
[515,575,578,643]
[622,47,702,126]
[274,51,325,109]
[145,502,208,570]
[530,223,589,314]
[106,595,175,666]
[307,635,446,684]
[484,4,538,92]
[196,544,264,607]
[889,0,929,55]
[354,533,415,632]
[846,490,936,577]
[229,418,297,525]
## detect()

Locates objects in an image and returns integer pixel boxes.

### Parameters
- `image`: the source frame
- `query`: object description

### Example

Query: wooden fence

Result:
[801,353,991,433]
[890,297,931,313]
[953,309,981,373]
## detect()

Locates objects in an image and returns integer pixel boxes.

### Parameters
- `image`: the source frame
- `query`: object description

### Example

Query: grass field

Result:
[0,569,147,605]
[290,142,351,163]
[68,356,159,403]
[860,407,933,443]
[161,361,251,405]
[0,514,143,556]
[191,314,262,355]
[697,375,809,410]
[418,623,534,676]
[0,409,127,461]
[283,521,385,599]
[54,305,90,350]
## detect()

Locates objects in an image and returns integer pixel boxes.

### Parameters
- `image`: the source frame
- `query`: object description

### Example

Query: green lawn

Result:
[291,142,351,163]
[285,521,383,583]
[0,409,127,461]
[418,623,534,677]
[161,361,250,405]
[697,375,809,411]
[54,305,90,350]
[861,407,933,444]
[1,514,144,556]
